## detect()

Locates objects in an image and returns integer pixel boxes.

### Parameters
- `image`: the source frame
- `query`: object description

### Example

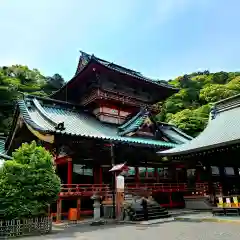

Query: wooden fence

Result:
[0,217,52,238]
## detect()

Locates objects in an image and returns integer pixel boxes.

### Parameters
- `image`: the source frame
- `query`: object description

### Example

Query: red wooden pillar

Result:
[135,167,139,183]
[77,198,81,220]
[154,168,159,182]
[169,193,173,208]
[99,167,102,184]
[93,166,98,184]
[67,158,72,185]
[196,169,200,182]
[56,199,62,223]
[145,167,148,179]
[94,166,103,184]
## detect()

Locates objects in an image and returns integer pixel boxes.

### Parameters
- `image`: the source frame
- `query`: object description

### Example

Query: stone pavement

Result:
[175,212,240,223]
[21,221,240,240]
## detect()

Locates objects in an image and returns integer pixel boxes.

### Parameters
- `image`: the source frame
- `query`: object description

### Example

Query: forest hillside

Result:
[0,65,64,134]
[155,71,240,136]
[0,65,239,137]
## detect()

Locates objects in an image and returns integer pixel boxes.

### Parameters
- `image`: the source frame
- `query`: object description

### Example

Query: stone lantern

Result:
[90,193,105,225]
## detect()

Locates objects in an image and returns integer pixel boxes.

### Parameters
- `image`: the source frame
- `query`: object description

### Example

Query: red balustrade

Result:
[59,182,221,197]
[60,184,110,197]
[125,183,187,192]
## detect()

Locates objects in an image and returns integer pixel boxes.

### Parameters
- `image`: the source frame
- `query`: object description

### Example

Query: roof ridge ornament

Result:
[210,106,217,120]
[32,98,65,131]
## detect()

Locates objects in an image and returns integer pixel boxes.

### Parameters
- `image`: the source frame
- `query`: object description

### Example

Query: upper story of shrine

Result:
[51,51,178,125]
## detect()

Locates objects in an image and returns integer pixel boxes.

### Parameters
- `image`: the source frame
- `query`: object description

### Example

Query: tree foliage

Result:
[0,141,61,219]
[0,65,65,134]
[199,84,238,103]
[157,71,240,136]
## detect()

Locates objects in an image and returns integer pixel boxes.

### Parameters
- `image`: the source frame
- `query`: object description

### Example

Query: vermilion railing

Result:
[125,183,187,192]
[60,184,110,197]
[59,182,222,197]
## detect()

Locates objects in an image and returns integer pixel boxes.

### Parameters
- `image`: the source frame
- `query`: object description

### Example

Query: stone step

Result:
[134,214,171,221]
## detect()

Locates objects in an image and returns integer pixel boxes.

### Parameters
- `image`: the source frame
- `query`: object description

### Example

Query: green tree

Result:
[0,141,61,219]
[0,65,65,134]
[227,76,240,91]
[211,71,229,84]
[43,74,65,95]
[199,84,238,103]
[168,104,211,136]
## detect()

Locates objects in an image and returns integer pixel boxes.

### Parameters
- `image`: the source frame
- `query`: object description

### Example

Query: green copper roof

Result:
[0,138,5,153]
[18,97,178,148]
[118,109,149,136]
[0,137,12,160]
[158,94,240,156]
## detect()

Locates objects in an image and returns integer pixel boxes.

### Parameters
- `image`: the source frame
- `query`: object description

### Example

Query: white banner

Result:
[116,175,124,192]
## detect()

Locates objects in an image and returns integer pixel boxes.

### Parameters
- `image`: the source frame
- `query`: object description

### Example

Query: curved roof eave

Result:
[50,52,179,99]
[158,94,240,156]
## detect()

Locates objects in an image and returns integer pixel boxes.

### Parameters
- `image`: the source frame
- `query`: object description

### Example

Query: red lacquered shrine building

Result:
[158,94,240,202]
[5,51,194,220]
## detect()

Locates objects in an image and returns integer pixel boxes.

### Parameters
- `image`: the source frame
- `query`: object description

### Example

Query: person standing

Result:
[141,196,148,220]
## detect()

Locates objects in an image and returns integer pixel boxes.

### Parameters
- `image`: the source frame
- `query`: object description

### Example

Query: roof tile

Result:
[23,98,177,148]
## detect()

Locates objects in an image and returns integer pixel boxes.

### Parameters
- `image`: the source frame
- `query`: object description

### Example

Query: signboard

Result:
[233,197,238,205]
[218,197,223,204]
[226,197,231,207]
[217,197,223,208]
[116,175,124,192]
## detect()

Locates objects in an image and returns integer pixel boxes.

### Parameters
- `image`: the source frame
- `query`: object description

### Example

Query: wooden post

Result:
[196,168,200,182]
[94,166,102,184]
[135,167,139,183]
[56,199,62,223]
[110,143,116,219]
[154,167,159,183]
[67,158,72,185]
[169,193,173,208]
[77,198,81,220]
[145,167,148,179]
[99,166,102,184]
[93,166,98,184]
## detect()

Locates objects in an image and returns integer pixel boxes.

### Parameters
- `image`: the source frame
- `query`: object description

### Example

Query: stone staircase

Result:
[124,193,170,221]
[133,202,170,221]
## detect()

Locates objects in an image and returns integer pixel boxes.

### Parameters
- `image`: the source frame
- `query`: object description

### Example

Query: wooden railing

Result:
[125,183,187,192]
[59,182,222,197]
[213,182,223,195]
[60,184,110,197]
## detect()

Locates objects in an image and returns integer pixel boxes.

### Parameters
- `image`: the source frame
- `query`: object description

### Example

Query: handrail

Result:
[59,182,222,196]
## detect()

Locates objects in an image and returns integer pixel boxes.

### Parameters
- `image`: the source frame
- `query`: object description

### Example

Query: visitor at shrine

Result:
[141,197,148,220]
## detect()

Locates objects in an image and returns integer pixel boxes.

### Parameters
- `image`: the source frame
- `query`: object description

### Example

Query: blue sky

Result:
[0,0,239,81]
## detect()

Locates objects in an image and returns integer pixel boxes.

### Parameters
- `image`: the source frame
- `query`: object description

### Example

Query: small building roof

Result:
[0,137,12,160]
[158,94,240,156]
[118,109,192,144]
[7,96,191,149]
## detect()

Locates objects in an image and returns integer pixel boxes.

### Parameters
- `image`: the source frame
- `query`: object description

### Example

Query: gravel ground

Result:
[21,221,240,240]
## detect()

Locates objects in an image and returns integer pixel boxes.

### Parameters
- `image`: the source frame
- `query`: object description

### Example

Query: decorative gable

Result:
[118,109,193,144]
[118,109,156,137]
[134,117,155,137]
